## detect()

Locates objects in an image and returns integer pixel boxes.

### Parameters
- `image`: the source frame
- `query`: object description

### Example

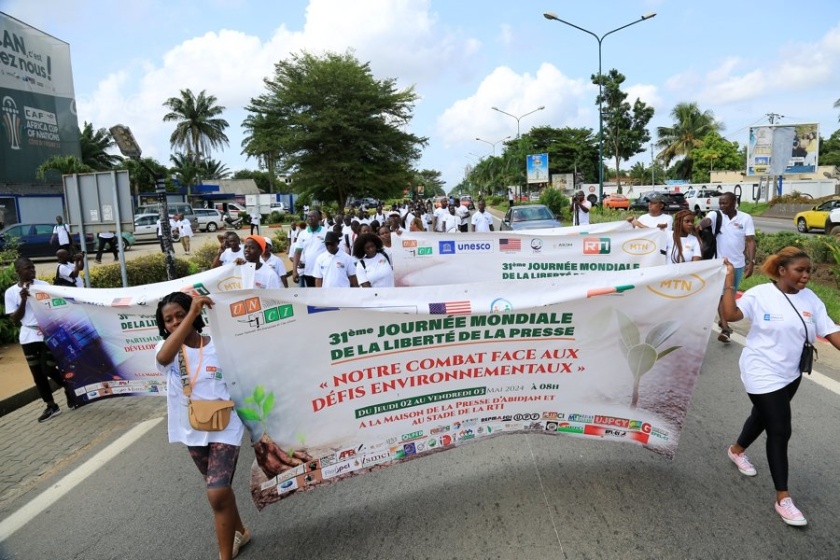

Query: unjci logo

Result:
[646,274,706,299]
[622,238,656,255]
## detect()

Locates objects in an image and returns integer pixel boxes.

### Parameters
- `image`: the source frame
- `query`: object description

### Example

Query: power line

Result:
[766,112,784,124]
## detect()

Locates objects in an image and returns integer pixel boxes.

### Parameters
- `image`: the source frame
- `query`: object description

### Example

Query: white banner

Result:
[203,260,724,510]
[29,265,243,404]
[391,222,668,286]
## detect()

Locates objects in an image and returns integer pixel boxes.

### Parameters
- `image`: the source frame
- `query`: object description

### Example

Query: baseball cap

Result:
[648,194,665,204]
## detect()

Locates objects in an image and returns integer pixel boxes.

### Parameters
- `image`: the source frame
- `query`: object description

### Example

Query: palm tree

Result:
[36,155,93,181]
[80,122,122,170]
[201,158,231,180]
[656,102,722,180]
[162,89,230,193]
[169,152,200,190]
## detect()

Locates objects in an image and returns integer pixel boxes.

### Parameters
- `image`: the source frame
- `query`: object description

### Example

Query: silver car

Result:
[195,208,223,232]
[499,204,563,230]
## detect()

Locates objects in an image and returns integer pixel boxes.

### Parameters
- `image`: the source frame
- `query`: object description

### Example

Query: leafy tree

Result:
[36,155,93,181]
[162,89,230,192]
[819,130,840,167]
[244,50,427,209]
[690,131,743,183]
[592,69,654,193]
[200,158,231,180]
[169,153,200,190]
[232,169,274,192]
[115,157,169,195]
[241,112,286,192]
[518,126,599,186]
[656,102,722,181]
[412,169,445,198]
[80,122,121,170]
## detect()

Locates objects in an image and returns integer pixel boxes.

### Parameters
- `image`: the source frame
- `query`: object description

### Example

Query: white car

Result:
[195,208,223,231]
[269,202,290,214]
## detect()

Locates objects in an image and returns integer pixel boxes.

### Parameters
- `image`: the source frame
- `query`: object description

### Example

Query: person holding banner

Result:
[243,236,281,289]
[154,293,250,560]
[721,248,840,527]
[212,232,245,268]
[666,210,702,264]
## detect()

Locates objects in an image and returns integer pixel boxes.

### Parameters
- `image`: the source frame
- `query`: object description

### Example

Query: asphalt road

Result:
[1,332,840,560]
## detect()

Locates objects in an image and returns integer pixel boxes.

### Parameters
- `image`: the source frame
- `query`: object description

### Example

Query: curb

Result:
[0,384,46,418]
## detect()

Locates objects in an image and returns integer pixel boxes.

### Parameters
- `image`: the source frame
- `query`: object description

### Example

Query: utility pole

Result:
[766,112,784,124]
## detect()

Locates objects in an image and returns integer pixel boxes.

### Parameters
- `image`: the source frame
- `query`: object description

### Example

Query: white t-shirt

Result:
[263,254,288,282]
[313,250,357,287]
[253,264,281,289]
[98,231,116,239]
[637,213,673,230]
[5,279,48,344]
[156,218,178,236]
[441,212,459,233]
[737,283,839,394]
[433,207,448,232]
[53,224,71,245]
[455,205,470,226]
[295,226,329,277]
[471,210,494,232]
[57,262,83,287]
[219,247,245,265]
[665,234,702,264]
[178,219,193,237]
[708,210,755,268]
[249,212,260,226]
[573,200,592,226]
[356,253,394,287]
[155,338,245,446]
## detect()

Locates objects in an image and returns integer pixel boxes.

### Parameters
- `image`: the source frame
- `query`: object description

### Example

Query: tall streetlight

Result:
[543,12,656,201]
[491,106,545,139]
[475,135,511,157]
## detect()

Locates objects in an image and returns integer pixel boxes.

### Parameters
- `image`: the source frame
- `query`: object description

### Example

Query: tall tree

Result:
[169,153,201,190]
[819,130,840,167]
[200,158,231,180]
[518,126,599,186]
[244,51,427,209]
[241,112,285,192]
[79,122,121,170]
[162,89,230,192]
[115,157,169,195]
[412,169,445,198]
[232,169,273,193]
[690,131,743,183]
[593,69,654,192]
[656,102,722,181]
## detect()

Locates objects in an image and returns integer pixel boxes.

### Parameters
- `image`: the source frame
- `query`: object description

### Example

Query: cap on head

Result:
[648,194,664,204]
[244,235,266,253]
[324,231,340,244]
[263,236,272,247]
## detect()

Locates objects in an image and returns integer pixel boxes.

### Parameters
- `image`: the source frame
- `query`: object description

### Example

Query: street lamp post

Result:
[475,136,511,157]
[543,12,656,202]
[110,124,177,280]
[490,106,545,139]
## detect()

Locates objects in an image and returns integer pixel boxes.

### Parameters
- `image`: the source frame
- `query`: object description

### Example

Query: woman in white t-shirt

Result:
[721,247,840,527]
[352,233,394,288]
[666,210,702,264]
[155,292,250,560]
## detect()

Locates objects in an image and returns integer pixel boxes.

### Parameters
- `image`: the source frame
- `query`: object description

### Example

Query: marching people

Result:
[242,236,281,289]
[292,209,329,287]
[471,200,494,232]
[666,210,702,264]
[5,257,77,421]
[212,232,245,268]
[721,248,840,527]
[154,293,250,560]
[261,236,289,288]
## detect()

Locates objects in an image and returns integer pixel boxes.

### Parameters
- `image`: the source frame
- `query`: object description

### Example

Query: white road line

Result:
[0,417,162,542]
[724,329,840,396]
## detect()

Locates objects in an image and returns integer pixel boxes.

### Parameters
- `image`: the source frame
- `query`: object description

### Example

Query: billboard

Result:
[0,12,81,183]
[747,123,819,176]
[526,153,549,184]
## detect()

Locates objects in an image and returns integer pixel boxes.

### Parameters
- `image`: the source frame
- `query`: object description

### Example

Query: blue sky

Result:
[4,0,840,191]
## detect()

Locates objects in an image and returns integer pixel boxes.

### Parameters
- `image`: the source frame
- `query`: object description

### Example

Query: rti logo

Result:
[583,237,610,254]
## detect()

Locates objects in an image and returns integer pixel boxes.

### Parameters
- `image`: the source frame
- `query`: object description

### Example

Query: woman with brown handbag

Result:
[155,292,250,559]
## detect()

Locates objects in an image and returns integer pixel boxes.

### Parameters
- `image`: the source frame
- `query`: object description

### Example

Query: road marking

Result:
[725,329,840,396]
[0,417,162,542]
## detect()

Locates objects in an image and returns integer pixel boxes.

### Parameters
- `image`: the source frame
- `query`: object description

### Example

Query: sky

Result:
[4,0,840,192]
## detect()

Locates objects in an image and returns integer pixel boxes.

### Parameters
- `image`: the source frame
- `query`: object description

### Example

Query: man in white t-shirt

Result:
[242,235,280,289]
[50,216,72,252]
[628,195,673,263]
[471,200,494,232]
[211,231,245,267]
[572,191,592,226]
[313,231,358,288]
[432,198,449,232]
[94,230,119,263]
[156,216,179,253]
[55,249,84,287]
[293,210,329,287]
[177,214,193,255]
[249,210,261,235]
[698,192,756,342]
[441,205,460,233]
[454,198,470,232]
[6,257,77,421]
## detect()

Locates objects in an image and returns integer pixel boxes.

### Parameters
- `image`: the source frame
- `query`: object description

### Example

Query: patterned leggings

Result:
[187,443,240,489]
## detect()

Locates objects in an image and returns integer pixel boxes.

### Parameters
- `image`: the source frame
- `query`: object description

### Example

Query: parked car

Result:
[602,193,630,210]
[132,214,162,243]
[135,203,198,231]
[793,198,840,233]
[529,191,541,202]
[500,204,562,230]
[629,191,689,214]
[684,188,722,214]
[826,207,840,237]
[194,208,223,232]
[93,231,136,252]
[269,202,290,215]
[0,223,94,259]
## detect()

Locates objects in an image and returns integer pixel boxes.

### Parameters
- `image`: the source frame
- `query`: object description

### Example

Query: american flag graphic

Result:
[428,301,471,315]
[499,238,521,251]
[111,297,132,307]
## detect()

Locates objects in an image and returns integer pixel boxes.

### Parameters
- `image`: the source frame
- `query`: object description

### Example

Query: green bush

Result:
[754,231,839,265]
[271,228,289,253]
[486,195,505,207]
[190,241,223,272]
[88,253,192,288]
[591,206,629,224]
[0,263,20,343]
[540,189,568,220]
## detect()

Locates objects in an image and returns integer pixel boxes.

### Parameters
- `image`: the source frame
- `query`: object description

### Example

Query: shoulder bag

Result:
[778,286,817,374]
[178,338,235,431]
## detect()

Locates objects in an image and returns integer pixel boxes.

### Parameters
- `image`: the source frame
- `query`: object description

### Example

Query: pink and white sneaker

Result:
[727,446,757,476]
[775,497,807,526]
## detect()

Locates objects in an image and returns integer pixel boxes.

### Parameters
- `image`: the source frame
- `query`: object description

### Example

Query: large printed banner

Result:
[29,265,243,405]
[204,260,724,510]
[747,123,819,175]
[391,222,667,286]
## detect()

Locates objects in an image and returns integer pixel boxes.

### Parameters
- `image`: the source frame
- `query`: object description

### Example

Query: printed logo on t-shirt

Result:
[763,313,784,321]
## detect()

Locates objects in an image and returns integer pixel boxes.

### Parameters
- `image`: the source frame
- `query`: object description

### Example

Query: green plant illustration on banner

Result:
[237,385,307,456]
[615,309,681,408]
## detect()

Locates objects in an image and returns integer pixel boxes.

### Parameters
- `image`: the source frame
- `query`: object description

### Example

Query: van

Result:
[215,202,246,219]
[134,203,198,231]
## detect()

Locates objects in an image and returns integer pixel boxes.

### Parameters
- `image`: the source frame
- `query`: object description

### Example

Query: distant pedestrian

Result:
[572,190,591,226]
[249,210,260,235]
[508,188,514,208]
[177,214,193,255]
[5,257,76,422]
[50,216,73,252]
[94,230,118,263]
[154,292,250,560]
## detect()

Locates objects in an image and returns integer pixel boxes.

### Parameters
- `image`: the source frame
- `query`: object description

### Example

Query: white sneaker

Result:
[775,497,807,526]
